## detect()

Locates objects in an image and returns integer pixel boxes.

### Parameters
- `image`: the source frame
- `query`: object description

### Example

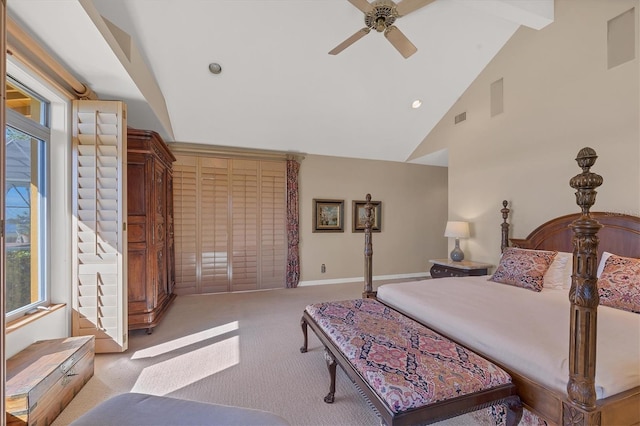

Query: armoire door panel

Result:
[127,222,146,244]
[127,161,147,216]
[127,249,147,302]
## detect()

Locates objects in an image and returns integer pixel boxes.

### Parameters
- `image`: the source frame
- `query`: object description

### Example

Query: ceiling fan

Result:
[329,0,436,58]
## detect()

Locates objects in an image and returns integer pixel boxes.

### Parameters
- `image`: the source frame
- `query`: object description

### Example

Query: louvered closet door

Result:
[173,154,286,294]
[72,100,127,353]
[259,161,286,289]
[231,159,258,292]
[173,155,197,295]
[200,157,230,293]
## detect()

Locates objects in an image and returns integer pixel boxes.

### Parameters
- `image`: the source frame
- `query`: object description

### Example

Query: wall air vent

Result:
[454,112,466,124]
[491,78,504,117]
[608,8,635,69]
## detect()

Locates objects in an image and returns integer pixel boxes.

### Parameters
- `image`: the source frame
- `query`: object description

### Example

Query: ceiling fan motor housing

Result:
[365,0,398,32]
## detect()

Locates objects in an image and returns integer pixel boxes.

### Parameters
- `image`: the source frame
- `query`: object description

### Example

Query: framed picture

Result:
[352,200,381,233]
[313,199,345,232]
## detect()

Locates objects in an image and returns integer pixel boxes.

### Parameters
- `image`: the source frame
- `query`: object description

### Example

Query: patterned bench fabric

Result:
[305,299,512,414]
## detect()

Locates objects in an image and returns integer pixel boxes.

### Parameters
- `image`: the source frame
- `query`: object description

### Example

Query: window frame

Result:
[4,76,51,323]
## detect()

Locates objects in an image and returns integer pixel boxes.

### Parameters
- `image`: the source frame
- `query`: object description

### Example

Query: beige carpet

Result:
[52,282,498,426]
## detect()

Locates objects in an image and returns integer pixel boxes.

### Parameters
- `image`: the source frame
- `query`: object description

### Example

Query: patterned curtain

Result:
[286,157,301,288]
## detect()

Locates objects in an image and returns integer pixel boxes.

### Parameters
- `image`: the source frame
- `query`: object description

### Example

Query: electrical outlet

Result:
[321,264,326,273]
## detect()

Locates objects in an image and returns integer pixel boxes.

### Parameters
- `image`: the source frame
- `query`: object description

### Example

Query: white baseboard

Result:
[298,272,430,287]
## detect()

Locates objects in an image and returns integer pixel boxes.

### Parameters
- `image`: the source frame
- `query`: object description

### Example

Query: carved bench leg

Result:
[300,316,308,353]
[504,396,523,426]
[324,347,337,403]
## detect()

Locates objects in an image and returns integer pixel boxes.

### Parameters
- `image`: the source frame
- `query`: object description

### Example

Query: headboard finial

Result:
[575,147,598,172]
[570,147,603,217]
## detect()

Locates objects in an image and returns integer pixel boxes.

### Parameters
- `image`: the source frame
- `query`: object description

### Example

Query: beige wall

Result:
[412,0,639,266]
[298,154,448,283]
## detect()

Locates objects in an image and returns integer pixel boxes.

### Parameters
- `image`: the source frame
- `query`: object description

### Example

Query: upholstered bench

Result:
[300,299,522,426]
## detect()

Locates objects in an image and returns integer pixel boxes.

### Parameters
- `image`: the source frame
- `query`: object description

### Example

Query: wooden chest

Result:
[6,336,95,426]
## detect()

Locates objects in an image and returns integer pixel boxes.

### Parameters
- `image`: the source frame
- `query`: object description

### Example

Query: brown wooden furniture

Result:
[503,210,640,426]
[127,128,176,333]
[429,259,492,278]
[362,147,640,425]
[300,300,522,426]
[6,336,95,425]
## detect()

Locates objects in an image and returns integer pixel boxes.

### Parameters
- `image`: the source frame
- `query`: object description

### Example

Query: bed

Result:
[361,147,640,425]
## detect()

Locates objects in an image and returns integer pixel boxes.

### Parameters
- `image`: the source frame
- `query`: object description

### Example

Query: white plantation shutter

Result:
[72,100,127,353]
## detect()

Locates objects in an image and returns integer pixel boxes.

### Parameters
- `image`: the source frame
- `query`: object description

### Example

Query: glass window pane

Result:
[5,126,43,313]
[6,80,46,125]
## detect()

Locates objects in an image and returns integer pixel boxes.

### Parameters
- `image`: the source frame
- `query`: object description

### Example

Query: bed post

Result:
[500,200,510,253]
[362,194,376,299]
[565,147,603,425]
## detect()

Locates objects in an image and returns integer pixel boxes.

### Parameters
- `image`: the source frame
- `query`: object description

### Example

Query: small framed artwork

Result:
[352,200,381,233]
[313,199,345,232]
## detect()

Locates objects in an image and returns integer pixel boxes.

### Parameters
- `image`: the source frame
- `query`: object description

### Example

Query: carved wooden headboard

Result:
[506,211,640,261]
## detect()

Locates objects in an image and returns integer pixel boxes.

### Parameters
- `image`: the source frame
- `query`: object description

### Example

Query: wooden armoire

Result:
[127,128,176,333]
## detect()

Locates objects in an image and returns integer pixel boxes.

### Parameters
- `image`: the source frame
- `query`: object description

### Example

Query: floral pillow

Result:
[598,254,640,314]
[489,247,557,292]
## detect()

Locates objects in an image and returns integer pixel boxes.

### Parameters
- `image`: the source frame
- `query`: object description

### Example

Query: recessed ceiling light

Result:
[209,63,222,74]
[411,99,422,109]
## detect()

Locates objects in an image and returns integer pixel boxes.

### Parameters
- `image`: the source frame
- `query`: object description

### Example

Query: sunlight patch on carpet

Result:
[131,335,240,395]
[131,321,239,359]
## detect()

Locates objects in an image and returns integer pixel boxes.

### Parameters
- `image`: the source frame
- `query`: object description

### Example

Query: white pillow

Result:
[544,251,572,289]
[597,251,613,278]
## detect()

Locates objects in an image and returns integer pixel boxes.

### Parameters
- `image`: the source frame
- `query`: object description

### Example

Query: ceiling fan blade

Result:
[395,0,436,16]
[348,0,374,14]
[384,25,417,58]
[329,28,371,55]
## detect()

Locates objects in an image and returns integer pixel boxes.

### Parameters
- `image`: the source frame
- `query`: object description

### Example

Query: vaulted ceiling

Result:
[7,0,553,165]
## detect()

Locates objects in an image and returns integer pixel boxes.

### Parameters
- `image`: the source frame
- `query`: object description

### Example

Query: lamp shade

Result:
[444,221,470,239]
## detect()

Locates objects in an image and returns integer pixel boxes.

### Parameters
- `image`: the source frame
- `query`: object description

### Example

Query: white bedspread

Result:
[376,277,640,400]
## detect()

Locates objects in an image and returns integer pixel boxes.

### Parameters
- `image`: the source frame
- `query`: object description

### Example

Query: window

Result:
[5,77,50,321]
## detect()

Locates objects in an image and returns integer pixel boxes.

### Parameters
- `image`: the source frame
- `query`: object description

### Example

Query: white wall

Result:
[413,0,639,266]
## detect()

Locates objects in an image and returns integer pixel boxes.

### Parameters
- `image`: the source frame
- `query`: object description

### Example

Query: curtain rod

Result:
[6,16,97,100]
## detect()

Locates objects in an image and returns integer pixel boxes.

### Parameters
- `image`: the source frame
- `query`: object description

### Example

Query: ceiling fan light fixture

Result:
[330,0,434,58]
[412,99,422,109]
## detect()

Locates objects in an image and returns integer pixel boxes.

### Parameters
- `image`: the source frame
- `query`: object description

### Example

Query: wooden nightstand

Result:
[429,259,493,279]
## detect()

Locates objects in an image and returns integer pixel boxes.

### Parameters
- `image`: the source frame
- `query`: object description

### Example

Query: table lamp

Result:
[444,221,470,262]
